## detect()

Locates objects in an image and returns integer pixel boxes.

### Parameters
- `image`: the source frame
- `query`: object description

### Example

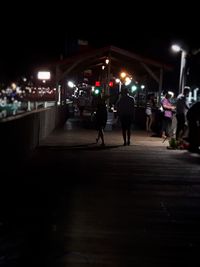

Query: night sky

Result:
[1,4,200,89]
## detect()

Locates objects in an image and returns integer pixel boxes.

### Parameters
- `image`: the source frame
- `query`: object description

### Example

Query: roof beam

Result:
[140,62,159,83]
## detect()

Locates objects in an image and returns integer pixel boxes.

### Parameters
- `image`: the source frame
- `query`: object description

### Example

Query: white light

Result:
[171,44,181,52]
[102,65,105,70]
[125,77,131,86]
[68,81,75,88]
[37,71,51,80]
[141,85,145,89]
[115,78,120,83]
[105,59,109,64]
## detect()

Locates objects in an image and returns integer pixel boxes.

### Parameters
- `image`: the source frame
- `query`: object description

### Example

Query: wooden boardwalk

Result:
[1,118,200,266]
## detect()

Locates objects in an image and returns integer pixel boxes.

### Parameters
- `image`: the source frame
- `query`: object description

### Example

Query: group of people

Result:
[145,88,200,153]
[160,88,190,141]
[94,88,135,147]
[91,87,200,153]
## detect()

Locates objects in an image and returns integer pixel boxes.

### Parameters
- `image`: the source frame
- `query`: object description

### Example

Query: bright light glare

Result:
[120,72,126,78]
[141,85,145,89]
[37,71,51,80]
[131,85,137,92]
[171,44,181,52]
[125,77,131,86]
[68,81,75,88]
[115,78,120,83]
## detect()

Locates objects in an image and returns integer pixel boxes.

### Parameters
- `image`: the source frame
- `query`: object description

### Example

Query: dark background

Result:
[1,3,200,89]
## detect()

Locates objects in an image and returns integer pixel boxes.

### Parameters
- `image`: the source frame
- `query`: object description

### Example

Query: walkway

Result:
[1,116,200,266]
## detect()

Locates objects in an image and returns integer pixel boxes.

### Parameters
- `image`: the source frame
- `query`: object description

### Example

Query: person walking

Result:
[95,93,108,147]
[117,88,135,146]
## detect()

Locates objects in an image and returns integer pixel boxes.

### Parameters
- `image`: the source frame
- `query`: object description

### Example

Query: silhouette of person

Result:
[117,88,135,146]
[95,93,108,146]
[187,101,200,153]
[176,87,190,140]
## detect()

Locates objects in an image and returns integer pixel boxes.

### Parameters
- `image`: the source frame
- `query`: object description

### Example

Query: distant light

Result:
[95,81,101,86]
[105,59,109,64]
[37,71,51,80]
[109,81,114,87]
[68,81,75,88]
[102,65,105,70]
[115,78,120,83]
[120,72,126,78]
[141,85,145,89]
[131,85,137,92]
[91,86,95,92]
[171,44,181,52]
[95,89,100,95]
[125,77,131,86]
[11,83,17,90]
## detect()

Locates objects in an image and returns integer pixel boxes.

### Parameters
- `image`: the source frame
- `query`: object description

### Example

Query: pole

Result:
[179,50,186,94]
[119,81,122,93]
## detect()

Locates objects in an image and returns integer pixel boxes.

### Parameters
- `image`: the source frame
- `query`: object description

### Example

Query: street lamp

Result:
[115,78,122,93]
[171,44,187,95]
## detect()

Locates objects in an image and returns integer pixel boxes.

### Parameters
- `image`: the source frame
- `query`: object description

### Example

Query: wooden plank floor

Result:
[1,118,200,266]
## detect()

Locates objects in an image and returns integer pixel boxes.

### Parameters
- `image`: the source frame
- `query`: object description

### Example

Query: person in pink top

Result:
[161,92,176,138]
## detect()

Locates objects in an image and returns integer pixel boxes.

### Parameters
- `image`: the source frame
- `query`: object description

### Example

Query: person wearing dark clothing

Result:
[161,92,175,138]
[117,89,135,146]
[95,94,108,146]
[186,101,200,153]
[175,88,190,140]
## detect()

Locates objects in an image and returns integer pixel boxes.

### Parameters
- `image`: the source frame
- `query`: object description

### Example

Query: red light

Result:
[109,81,113,87]
[95,81,101,86]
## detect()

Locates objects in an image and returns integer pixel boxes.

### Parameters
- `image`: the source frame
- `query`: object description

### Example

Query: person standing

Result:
[77,92,87,118]
[175,87,190,140]
[186,101,200,153]
[145,94,155,132]
[161,92,176,138]
[117,88,135,146]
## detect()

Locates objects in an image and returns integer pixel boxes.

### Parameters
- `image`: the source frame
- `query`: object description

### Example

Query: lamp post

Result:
[171,44,187,95]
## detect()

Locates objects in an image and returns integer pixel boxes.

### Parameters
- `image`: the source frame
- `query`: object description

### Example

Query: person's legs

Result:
[176,114,185,140]
[146,116,150,131]
[165,117,172,137]
[127,128,131,145]
[162,117,167,137]
[148,114,153,131]
[96,130,100,143]
[99,128,105,146]
[122,128,126,145]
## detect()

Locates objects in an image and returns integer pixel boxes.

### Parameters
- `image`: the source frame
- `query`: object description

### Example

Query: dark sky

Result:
[1,4,200,88]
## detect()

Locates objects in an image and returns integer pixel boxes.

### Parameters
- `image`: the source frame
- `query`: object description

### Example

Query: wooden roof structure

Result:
[53,45,173,104]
